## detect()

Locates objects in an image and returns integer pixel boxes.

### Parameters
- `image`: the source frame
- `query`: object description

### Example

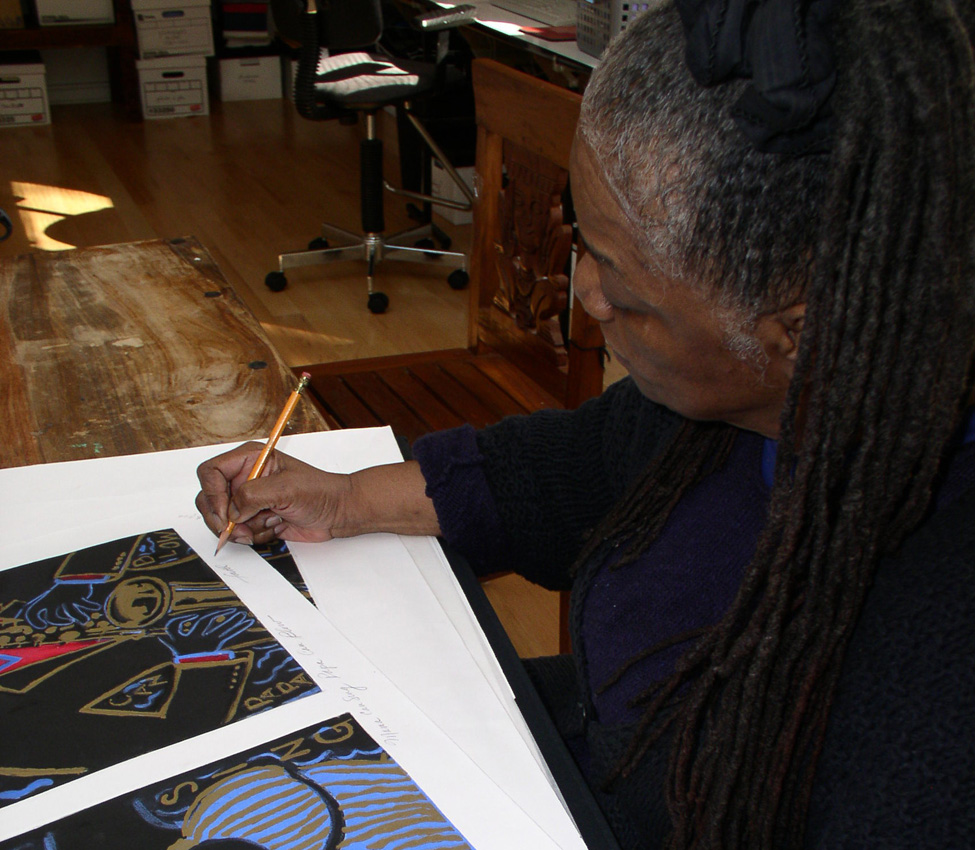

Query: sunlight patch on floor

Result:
[261,322,355,347]
[9,182,114,250]
[260,322,358,366]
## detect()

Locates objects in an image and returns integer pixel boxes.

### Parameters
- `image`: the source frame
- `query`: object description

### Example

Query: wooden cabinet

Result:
[0,0,141,118]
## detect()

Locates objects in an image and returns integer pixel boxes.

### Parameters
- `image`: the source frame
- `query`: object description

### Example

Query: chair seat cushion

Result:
[315,51,437,108]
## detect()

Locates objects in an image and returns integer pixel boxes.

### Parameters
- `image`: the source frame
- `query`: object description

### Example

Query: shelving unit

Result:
[0,0,141,118]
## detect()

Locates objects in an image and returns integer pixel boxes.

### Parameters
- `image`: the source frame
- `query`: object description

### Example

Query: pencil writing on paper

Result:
[215,372,311,555]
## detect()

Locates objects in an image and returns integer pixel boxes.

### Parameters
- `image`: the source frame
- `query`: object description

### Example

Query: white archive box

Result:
[431,161,474,225]
[131,0,214,59]
[0,59,50,127]
[219,54,281,101]
[36,0,114,25]
[136,54,208,118]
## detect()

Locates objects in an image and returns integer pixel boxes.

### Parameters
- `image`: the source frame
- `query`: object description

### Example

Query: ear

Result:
[766,301,806,362]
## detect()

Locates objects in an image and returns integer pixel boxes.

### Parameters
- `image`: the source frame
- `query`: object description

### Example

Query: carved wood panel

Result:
[492,140,573,362]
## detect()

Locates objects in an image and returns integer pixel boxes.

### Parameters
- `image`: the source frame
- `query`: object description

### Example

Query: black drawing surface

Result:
[1,713,473,850]
[0,529,320,807]
[252,538,312,602]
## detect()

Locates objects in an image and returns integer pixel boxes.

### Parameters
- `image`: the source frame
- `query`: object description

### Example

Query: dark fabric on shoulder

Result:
[586,714,674,850]
[413,378,681,587]
[522,657,674,850]
[805,484,975,848]
[566,464,975,850]
[413,423,511,576]
[475,378,682,589]
[523,654,586,741]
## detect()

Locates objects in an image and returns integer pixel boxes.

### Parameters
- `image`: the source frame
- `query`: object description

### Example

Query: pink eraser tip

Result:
[301,371,311,378]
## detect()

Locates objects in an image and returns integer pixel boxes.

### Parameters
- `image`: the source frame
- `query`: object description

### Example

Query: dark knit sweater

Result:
[413,378,975,849]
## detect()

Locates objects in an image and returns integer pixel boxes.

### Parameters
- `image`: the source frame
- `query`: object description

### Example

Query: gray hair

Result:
[578,1,830,338]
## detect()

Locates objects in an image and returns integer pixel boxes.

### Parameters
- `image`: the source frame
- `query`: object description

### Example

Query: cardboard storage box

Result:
[0,57,50,126]
[431,161,474,226]
[219,54,280,101]
[36,0,114,24]
[136,54,208,118]
[132,0,214,59]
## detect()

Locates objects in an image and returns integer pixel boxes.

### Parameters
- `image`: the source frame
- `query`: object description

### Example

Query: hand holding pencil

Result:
[213,372,311,553]
[194,371,442,548]
[199,372,321,553]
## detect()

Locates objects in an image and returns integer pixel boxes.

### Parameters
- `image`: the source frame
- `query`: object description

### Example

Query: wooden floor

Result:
[0,99,472,367]
[0,98,624,658]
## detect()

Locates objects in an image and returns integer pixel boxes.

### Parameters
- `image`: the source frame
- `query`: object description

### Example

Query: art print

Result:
[1,712,472,850]
[0,529,319,807]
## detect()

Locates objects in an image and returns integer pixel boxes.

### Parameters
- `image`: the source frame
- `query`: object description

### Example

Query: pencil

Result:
[214,371,311,555]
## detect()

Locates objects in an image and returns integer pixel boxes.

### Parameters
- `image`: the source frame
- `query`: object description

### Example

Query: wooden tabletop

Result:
[0,237,327,468]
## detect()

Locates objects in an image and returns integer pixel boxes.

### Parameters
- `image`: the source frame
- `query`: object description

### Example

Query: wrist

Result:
[335,461,441,538]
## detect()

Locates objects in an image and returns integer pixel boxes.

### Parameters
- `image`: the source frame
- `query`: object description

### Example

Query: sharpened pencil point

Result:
[214,526,232,555]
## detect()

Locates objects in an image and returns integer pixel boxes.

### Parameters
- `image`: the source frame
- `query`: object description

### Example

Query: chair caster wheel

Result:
[308,236,329,250]
[447,269,469,290]
[415,237,439,259]
[368,292,389,313]
[265,271,288,292]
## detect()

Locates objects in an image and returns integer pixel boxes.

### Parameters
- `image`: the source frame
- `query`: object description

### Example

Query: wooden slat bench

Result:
[300,348,564,442]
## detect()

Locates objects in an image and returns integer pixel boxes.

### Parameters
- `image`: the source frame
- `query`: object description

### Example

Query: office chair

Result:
[266,0,474,314]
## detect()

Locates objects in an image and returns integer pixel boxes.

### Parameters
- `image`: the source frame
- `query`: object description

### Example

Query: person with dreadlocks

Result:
[196,0,975,846]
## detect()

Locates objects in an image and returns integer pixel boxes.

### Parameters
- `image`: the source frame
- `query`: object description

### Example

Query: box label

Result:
[141,75,205,116]
[36,0,114,24]
[135,8,214,58]
[0,84,49,125]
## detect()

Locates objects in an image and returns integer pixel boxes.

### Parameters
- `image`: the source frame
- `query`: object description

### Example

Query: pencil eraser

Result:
[301,371,311,378]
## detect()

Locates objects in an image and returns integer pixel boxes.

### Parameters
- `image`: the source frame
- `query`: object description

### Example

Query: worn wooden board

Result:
[0,237,326,468]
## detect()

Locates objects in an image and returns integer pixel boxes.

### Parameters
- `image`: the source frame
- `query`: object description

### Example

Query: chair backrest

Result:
[468,59,604,408]
[268,0,382,54]
[269,0,380,121]
[325,0,382,52]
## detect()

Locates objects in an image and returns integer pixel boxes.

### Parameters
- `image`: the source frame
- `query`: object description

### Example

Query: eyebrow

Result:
[576,230,619,272]
[578,229,663,310]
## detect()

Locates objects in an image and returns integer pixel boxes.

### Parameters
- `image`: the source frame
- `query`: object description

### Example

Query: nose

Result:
[573,252,613,323]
